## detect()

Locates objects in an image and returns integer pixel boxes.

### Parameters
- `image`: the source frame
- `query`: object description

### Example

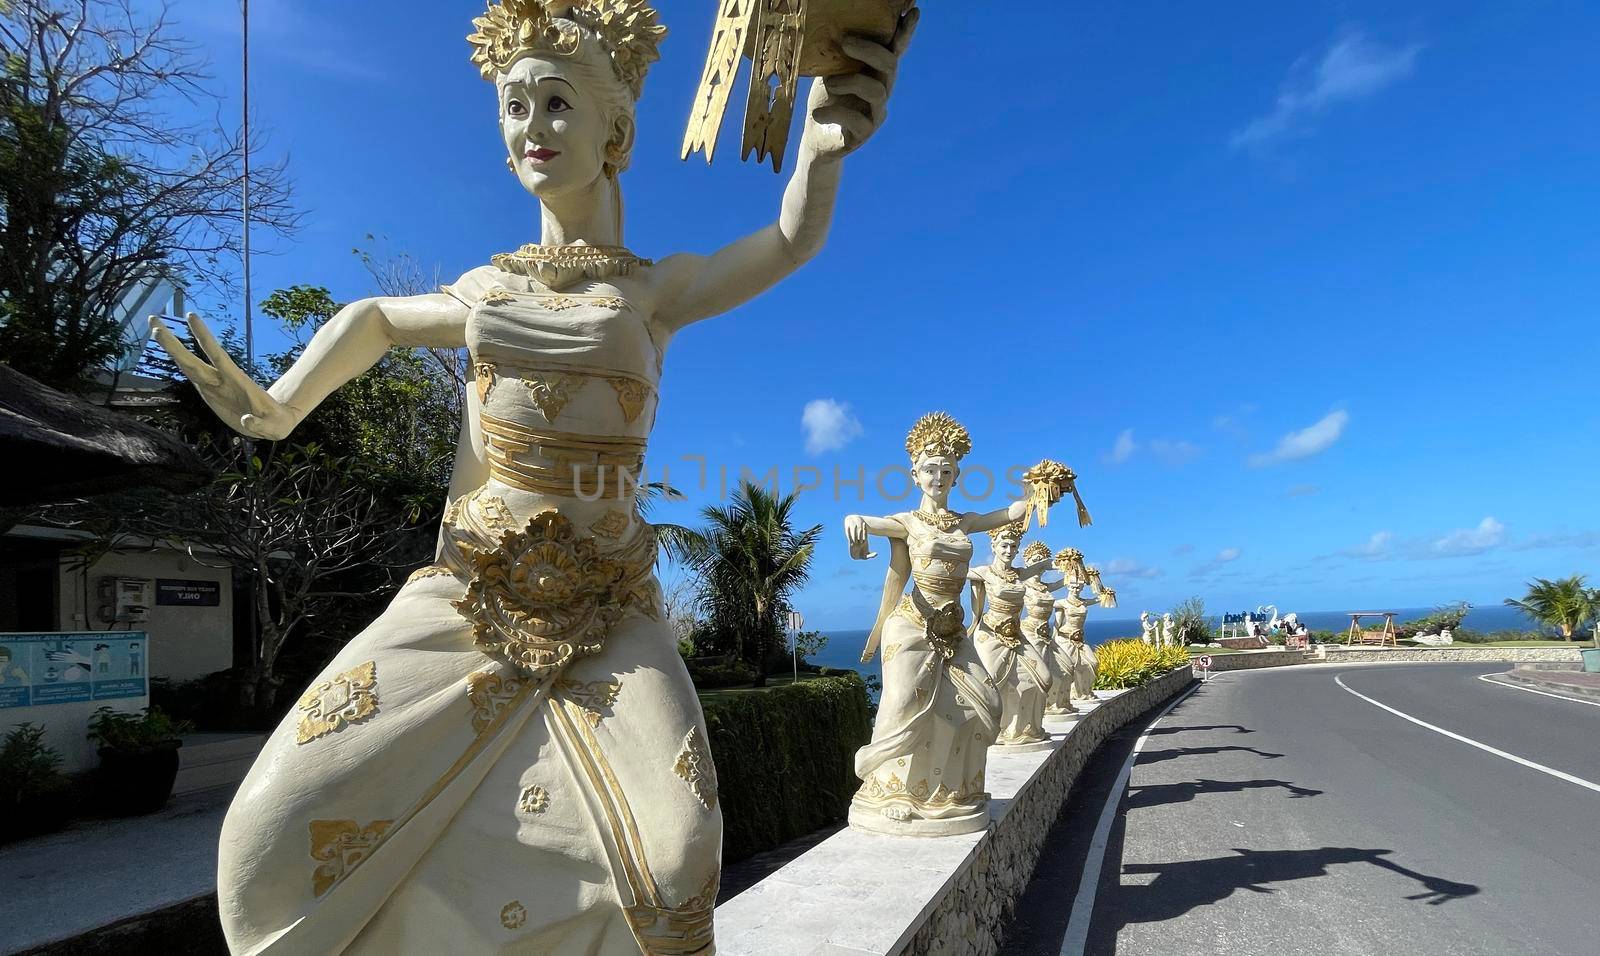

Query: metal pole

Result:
[241,0,253,370]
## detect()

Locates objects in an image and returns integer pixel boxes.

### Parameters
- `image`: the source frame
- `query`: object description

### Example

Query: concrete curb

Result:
[1491,670,1600,702]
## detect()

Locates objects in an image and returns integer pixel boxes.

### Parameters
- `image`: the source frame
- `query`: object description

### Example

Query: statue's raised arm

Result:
[652,8,920,331]
[151,293,467,440]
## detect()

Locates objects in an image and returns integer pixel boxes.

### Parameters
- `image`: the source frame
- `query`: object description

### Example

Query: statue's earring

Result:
[506,157,516,172]
[603,142,627,179]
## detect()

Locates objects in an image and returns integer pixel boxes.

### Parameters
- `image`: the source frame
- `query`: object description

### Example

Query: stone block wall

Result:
[901,666,1195,956]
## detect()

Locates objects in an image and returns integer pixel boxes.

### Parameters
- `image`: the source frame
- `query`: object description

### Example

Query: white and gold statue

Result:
[841,413,1064,836]
[1162,611,1177,648]
[1051,551,1115,707]
[968,523,1057,752]
[1140,610,1157,645]
[1020,541,1068,710]
[150,1,918,952]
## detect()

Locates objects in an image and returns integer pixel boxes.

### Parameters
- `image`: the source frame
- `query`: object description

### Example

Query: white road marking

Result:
[1477,673,1600,709]
[1334,673,1600,794]
[1059,683,1201,956]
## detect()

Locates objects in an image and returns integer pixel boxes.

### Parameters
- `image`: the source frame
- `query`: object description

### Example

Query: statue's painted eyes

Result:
[547,95,572,113]
[506,100,527,117]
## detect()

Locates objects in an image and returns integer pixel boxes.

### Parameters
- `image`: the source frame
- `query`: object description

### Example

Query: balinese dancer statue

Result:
[149,2,919,952]
[841,413,1064,835]
[1051,551,1115,706]
[1140,611,1157,645]
[967,523,1056,752]
[1020,541,1066,706]
[1162,611,1177,648]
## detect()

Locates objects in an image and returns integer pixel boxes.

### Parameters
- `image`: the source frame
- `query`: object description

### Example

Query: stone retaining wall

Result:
[1202,650,1317,672]
[713,666,1195,955]
[906,666,1195,956]
[1321,646,1583,664]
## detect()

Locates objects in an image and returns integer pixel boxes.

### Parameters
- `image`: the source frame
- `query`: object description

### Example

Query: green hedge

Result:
[702,673,871,863]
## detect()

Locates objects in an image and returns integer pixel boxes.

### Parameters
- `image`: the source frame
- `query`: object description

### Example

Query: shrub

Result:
[1169,596,1216,645]
[702,673,872,863]
[87,707,193,754]
[1396,601,1472,639]
[0,723,72,843]
[1094,640,1191,690]
[686,657,759,689]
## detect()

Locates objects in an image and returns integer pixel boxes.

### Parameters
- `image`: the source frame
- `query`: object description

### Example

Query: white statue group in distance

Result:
[1140,610,1179,647]
[841,413,1118,837]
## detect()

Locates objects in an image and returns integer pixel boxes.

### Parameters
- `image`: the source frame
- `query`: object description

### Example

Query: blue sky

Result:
[146,1,1599,628]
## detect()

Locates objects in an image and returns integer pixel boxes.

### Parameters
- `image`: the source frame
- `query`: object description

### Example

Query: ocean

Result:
[805,605,1546,692]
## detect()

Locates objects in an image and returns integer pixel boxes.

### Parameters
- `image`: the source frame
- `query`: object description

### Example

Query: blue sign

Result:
[0,632,150,709]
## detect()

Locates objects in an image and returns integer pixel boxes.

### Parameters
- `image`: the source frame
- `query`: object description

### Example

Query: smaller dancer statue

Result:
[1140,611,1157,645]
[1052,552,1114,706]
[968,523,1056,752]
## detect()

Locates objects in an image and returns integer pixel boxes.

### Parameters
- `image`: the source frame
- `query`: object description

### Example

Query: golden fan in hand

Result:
[681,0,917,172]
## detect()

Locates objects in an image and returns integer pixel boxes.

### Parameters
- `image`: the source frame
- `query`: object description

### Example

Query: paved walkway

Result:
[0,785,233,954]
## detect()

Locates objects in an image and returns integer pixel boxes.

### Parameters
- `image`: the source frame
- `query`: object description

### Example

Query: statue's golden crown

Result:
[905,412,972,462]
[1023,541,1051,564]
[1052,547,1085,573]
[467,0,667,98]
[988,520,1025,546]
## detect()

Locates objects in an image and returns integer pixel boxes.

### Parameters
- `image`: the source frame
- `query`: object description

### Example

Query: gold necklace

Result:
[491,243,652,289]
[914,508,960,531]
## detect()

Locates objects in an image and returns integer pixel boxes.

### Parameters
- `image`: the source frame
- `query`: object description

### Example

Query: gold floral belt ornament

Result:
[981,611,1023,647]
[894,591,964,661]
[444,490,659,681]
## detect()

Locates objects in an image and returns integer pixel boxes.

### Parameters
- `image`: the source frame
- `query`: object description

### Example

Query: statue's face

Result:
[994,539,1018,565]
[914,455,957,504]
[499,56,614,199]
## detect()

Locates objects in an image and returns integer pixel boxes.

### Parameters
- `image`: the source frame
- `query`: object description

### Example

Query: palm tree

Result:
[681,482,821,686]
[1503,575,1596,642]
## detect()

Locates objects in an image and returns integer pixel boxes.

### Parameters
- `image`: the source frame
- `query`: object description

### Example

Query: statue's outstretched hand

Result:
[843,515,877,560]
[803,7,920,160]
[149,313,297,440]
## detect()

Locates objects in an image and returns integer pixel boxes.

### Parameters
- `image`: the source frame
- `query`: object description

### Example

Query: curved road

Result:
[1010,662,1599,955]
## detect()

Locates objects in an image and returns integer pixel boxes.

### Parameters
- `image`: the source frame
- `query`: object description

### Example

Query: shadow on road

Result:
[1124,777,1323,811]
[1111,846,1481,928]
[1134,745,1285,765]
[1142,723,1255,736]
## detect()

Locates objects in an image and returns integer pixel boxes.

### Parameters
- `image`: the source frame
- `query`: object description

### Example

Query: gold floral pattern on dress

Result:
[607,376,650,423]
[295,661,379,745]
[474,363,495,403]
[536,294,581,311]
[406,564,454,585]
[913,508,961,532]
[453,511,654,681]
[554,678,622,727]
[589,508,631,539]
[309,818,393,897]
[672,727,717,810]
[895,595,965,660]
[518,785,549,814]
[591,295,630,311]
[500,900,528,930]
[626,871,718,956]
[467,669,528,734]
[523,371,582,422]
[480,287,516,306]
[477,494,517,533]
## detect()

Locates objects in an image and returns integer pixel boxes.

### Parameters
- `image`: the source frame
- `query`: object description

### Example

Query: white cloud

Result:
[801,399,863,455]
[1429,517,1505,558]
[1191,547,1242,579]
[1232,30,1421,149]
[1248,410,1349,467]
[1107,429,1138,465]
[1148,439,1203,466]
[1286,484,1321,498]
[1342,530,1393,560]
[1105,558,1163,580]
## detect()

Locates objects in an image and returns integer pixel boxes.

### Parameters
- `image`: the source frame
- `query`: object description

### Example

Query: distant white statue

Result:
[1413,629,1455,647]
[1161,612,1176,647]
[1140,611,1156,645]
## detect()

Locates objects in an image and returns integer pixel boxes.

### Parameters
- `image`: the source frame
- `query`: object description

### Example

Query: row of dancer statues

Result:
[841,412,1118,837]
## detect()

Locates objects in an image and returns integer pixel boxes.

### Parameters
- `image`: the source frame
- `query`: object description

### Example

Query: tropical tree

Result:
[1503,575,1596,642]
[0,0,297,390]
[682,482,821,686]
[1169,596,1215,646]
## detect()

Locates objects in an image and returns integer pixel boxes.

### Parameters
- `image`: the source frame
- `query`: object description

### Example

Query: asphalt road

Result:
[1008,662,1600,956]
